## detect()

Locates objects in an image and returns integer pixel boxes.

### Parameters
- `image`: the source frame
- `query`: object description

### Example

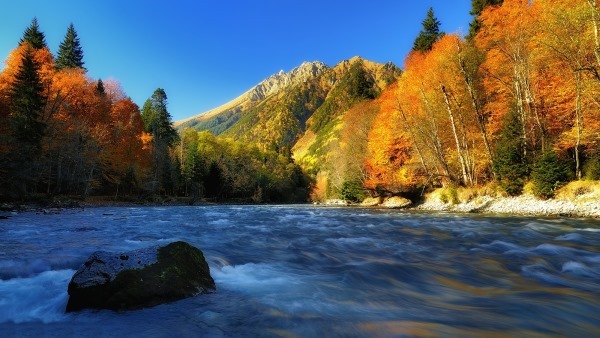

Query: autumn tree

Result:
[1,19,161,200]
[19,17,47,50]
[365,82,421,195]
[477,0,544,163]
[55,23,85,70]
[532,0,600,180]
[103,98,151,195]
[467,0,504,41]
[413,7,444,52]
[396,49,454,185]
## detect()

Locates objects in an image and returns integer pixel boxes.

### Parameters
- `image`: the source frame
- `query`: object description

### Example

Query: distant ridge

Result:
[176,57,401,158]
[175,61,329,127]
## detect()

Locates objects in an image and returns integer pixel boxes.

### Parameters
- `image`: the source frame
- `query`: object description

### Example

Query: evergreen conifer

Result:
[9,47,46,150]
[96,79,105,95]
[412,7,444,52]
[141,88,178,146]
[55,23,85,70]
[531,151,570,199]
[493,109,528,196]
[467,0,504,41]
[19,17,47,49]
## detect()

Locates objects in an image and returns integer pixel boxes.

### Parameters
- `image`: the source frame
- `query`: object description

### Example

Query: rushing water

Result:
[1,205,599,337]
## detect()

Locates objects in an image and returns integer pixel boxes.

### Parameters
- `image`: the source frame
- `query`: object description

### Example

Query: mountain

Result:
[175,57,401,198]
[175,61,329,133]
[176,57,400,151]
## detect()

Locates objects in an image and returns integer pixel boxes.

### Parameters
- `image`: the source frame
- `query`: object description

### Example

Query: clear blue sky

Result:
[1,0,472,121]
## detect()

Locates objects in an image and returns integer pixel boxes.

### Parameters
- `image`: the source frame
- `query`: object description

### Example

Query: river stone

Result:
[66,241,215,312]
[382,196,412,209]
[361,197,383,207]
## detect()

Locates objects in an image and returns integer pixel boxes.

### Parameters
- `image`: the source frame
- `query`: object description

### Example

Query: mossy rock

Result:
[66,241,215,312]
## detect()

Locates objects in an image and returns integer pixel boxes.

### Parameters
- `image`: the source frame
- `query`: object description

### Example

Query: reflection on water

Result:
[0,206,599,337]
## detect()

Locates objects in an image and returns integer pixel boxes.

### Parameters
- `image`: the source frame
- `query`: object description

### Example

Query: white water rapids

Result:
[1,206,599,336]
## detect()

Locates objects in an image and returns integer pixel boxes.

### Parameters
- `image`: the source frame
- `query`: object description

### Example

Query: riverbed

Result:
[1,206,599,336]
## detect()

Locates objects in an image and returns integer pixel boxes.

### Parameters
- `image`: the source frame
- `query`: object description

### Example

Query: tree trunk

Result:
[513,62,528,159]
[575,72,583,180]
[441,85,470,186]
[587,0,600,70]
[419,86,451,182]
[458,53,495,178]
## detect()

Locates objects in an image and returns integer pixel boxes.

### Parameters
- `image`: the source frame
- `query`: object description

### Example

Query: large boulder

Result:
[361,197,383,207]
[66,241,215,312]
[382,196,412,209]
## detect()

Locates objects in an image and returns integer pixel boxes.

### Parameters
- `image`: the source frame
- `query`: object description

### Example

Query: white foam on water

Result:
[212,263,339,315]
[0,259,52,279]
[213,263,302,290]
[0,269,74,323]
[581,228,600,232]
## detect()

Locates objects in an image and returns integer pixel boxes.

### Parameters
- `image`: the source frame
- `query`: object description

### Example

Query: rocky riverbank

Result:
[413,181,600,218]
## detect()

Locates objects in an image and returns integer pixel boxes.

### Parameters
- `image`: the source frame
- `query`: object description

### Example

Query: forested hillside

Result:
[179,57,402,201]
[363,0,600,201]
[3,0,600,204]
[0,19,152,200]
[0,19,309,203]
[183,0,600,202]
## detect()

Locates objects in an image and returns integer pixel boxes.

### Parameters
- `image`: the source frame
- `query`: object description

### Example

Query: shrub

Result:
[583,156,600,180]
[340,180,366,203]
[531,151,570,199]
[439,185,459,204]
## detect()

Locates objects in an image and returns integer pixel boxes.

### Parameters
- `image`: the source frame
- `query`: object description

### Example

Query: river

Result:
[1,205,599,337]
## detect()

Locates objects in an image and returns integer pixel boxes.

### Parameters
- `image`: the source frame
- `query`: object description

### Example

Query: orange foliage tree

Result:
[477,0,545,155]
[535,0,600,178]
[0,40,151,197]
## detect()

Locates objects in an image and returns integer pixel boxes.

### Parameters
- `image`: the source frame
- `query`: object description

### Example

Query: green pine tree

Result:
[493,109,528,196]
[141,88,179,194]
[531,151,570,199]
[9,47,47,150]
[19,17,47,49]
[55,23,85,70]
[95,78,105,95]
[412,7,444,52]
[467,0,503,41]
[141,88,178,146]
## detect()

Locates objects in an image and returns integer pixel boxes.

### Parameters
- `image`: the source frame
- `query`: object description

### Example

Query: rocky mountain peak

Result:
[247,61,329,101]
